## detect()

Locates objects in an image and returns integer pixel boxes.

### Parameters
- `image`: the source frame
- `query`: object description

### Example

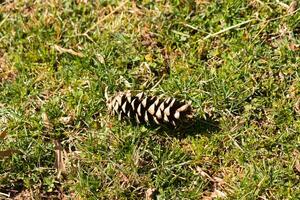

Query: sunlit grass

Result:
[0,0,300,199]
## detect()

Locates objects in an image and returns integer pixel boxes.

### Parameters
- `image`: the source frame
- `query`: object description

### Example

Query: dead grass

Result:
[0,54,16,84]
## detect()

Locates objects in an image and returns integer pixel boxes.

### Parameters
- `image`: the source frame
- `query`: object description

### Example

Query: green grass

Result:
[0,0,300,199]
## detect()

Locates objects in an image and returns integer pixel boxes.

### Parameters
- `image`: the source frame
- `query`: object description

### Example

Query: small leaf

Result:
[42,112,53,131]
[0,131,7,139]
[145,54,153,62]
[96,53,105,64]
[0,149,19,158]
[59,116,73,125]
[211,189,227,199]
[145,188,156,200]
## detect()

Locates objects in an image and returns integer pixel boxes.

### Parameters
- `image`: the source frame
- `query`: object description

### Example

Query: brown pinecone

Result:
[106,91,194,126]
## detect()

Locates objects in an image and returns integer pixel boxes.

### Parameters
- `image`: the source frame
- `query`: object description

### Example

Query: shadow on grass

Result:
[151,116,221,139]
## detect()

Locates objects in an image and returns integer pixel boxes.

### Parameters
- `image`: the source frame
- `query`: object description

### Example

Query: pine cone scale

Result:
[107,91,194,126]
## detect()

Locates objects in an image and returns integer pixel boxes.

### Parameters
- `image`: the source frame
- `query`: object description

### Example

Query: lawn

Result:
[0,0,300,199]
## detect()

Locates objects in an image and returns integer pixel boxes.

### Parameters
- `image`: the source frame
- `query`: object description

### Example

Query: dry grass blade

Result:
[295,160,300,174]
[54,140,67,177]
[196,166,215,182]
[53,45,84,57]
[0,15,9,28]
[76,0,88,4]
[0,192,10,198]
[195,0,210,5]
[293,149,300,174]
[288,0,298,13]
[294,99,300,115]
[276,0,289,9]
[203,19,254,40]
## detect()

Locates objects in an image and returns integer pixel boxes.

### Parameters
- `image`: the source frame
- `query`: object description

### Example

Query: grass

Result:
[0,0,300,199]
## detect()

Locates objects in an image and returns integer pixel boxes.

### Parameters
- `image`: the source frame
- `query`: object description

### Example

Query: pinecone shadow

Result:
[154,116,220,139]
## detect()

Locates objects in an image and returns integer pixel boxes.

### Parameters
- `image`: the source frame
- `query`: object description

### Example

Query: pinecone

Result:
[106,91,194,126]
